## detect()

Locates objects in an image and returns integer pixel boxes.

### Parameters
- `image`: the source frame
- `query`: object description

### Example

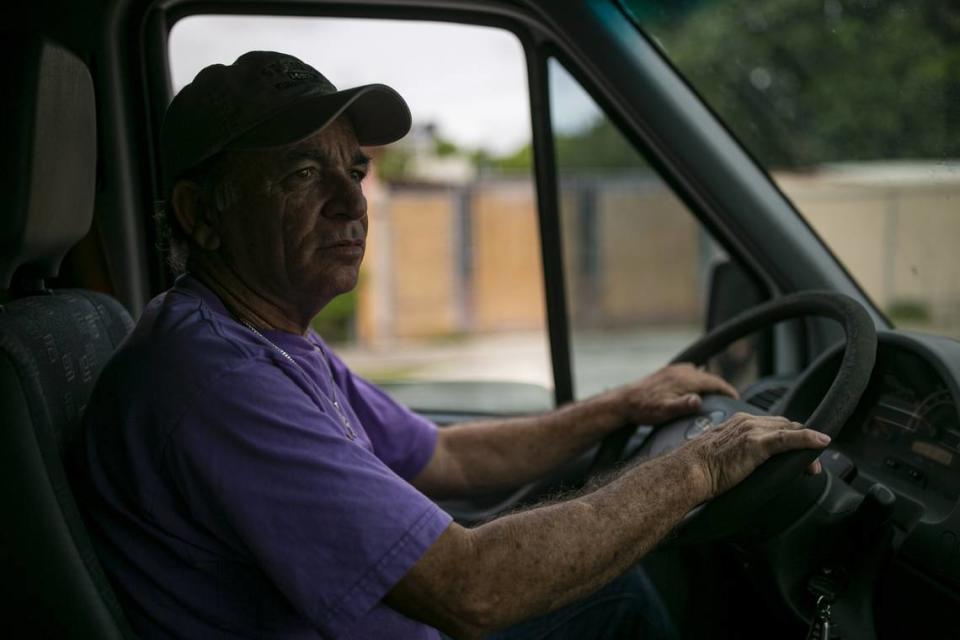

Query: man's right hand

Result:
[682,412,831,500]
[389,412,832,638]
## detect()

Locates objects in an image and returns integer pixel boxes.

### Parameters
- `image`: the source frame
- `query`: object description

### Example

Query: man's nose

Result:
[325,174,366,220]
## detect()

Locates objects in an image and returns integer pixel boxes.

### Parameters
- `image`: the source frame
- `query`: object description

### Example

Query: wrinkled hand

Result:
[683,413,829,500]
[610,363,739,426]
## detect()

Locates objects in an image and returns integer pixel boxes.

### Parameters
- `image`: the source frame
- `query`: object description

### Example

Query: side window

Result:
[168,17,552,414]
[548,60,760,398]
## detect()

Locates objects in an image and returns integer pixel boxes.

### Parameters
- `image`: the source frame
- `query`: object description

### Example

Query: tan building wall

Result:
[356,165,960,344]
[890,197,960,328]
[355,190,385,345]
[371,188,460,340]
[778,169,960,332]
[598,187,701,325]
[559,189,583,317]
[471,181,545,331]
[560,179,704,328]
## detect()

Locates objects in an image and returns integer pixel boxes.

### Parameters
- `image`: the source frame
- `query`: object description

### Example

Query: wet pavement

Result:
[335,326,700,401]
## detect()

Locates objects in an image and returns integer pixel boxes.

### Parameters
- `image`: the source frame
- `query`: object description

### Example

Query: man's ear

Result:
[170,180,222,251]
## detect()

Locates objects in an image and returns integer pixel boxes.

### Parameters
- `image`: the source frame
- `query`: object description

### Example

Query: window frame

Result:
[144,0,801,409]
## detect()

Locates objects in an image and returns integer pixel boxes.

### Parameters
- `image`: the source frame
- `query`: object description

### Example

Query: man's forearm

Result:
[418,391,627,498]
[390,447,709,637]
[414,364,741,499]
[466,448,707,624]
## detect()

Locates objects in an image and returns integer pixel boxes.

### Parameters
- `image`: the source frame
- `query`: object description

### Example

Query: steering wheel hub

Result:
[685,411,728,439]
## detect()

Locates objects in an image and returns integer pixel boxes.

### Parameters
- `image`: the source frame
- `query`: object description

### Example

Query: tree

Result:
[487,118,648,173]
[491,0,960,172]
[640,0,960,168]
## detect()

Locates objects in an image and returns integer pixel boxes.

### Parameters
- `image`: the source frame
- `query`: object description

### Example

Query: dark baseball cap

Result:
[161,51,411,187]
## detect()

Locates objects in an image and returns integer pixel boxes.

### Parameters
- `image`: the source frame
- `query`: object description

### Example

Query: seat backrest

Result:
[0,34,136,637]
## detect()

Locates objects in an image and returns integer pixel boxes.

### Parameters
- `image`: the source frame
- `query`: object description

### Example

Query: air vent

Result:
[746,385,789,412]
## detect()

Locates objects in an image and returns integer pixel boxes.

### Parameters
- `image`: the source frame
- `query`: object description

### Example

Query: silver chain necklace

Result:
[239,319,357,440]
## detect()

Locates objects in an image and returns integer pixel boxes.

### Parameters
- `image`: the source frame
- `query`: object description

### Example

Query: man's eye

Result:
[293,167,318,180]
[351,169,367,183]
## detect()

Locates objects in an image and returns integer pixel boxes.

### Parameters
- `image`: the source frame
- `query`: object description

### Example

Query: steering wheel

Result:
[589,291,877,542]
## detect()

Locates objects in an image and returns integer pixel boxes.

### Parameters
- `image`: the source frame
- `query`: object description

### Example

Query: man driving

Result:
[76,51,829,639]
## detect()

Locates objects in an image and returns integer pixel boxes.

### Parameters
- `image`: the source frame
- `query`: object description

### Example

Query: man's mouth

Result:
[326,239,365,256]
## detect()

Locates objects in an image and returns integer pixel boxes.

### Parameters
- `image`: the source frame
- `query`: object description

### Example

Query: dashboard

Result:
[842,338,960,511]
[786,330,960,587]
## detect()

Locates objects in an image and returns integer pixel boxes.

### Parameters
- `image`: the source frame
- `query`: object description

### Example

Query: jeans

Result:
[442,567,678,640]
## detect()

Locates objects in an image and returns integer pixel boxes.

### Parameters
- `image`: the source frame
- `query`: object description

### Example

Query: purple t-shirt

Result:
[76,275,452,639]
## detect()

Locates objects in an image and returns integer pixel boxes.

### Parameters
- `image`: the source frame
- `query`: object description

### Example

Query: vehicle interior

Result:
[3,0,959,638]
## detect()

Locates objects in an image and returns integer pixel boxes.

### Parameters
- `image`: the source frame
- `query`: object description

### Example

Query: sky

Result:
[169,15,598,156]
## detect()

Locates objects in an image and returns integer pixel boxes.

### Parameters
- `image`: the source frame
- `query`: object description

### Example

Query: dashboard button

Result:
[884,457,900,470]
[940,530,958,555]
[685,416,713,439]
[821,450,856,481]
[907,467,926,486]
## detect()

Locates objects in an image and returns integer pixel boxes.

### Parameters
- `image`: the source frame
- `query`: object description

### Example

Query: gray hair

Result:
[154,152,240,274]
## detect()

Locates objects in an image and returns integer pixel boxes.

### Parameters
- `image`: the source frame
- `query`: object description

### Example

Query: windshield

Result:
[621,0,960,339]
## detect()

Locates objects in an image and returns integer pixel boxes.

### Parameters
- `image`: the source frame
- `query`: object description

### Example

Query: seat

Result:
[0,35,135,637]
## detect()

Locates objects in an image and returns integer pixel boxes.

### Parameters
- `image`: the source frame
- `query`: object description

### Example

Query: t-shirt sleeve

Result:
[163,359,453,638]
[323,347,440,481]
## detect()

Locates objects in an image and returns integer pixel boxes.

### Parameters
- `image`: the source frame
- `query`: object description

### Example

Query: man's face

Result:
[216,116,370,309]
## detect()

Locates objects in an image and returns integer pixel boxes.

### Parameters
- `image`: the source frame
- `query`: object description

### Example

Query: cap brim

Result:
[227,83,411,150]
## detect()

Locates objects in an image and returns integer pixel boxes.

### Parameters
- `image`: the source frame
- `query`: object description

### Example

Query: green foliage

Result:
[376,146,412,181]
[310,287,357,343]
[391,2,960,178]
[887,298,932,324]
[631,0,960,168]
[470,148,492,167]
[490,143,533,171]
[491,0,960,172]
[487,118,649,172]
[434,137,459,157]
[555,119,648,170]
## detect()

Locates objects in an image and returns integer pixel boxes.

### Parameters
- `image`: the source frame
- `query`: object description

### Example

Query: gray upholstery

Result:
[0,35,97,288]
[0,291,134,637]
[0,34,136,637]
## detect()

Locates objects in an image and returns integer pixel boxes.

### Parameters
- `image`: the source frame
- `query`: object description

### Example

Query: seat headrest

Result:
[0,35,97,289]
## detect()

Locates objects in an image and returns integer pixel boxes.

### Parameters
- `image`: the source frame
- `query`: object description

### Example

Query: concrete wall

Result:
[354,165,960,345]
[560,175,705,328]
[778,166,960,332]
[471,181,545,331]
[358,180,545,342]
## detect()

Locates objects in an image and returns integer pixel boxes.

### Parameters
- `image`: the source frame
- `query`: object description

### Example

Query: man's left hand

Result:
[607,363,739,426]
